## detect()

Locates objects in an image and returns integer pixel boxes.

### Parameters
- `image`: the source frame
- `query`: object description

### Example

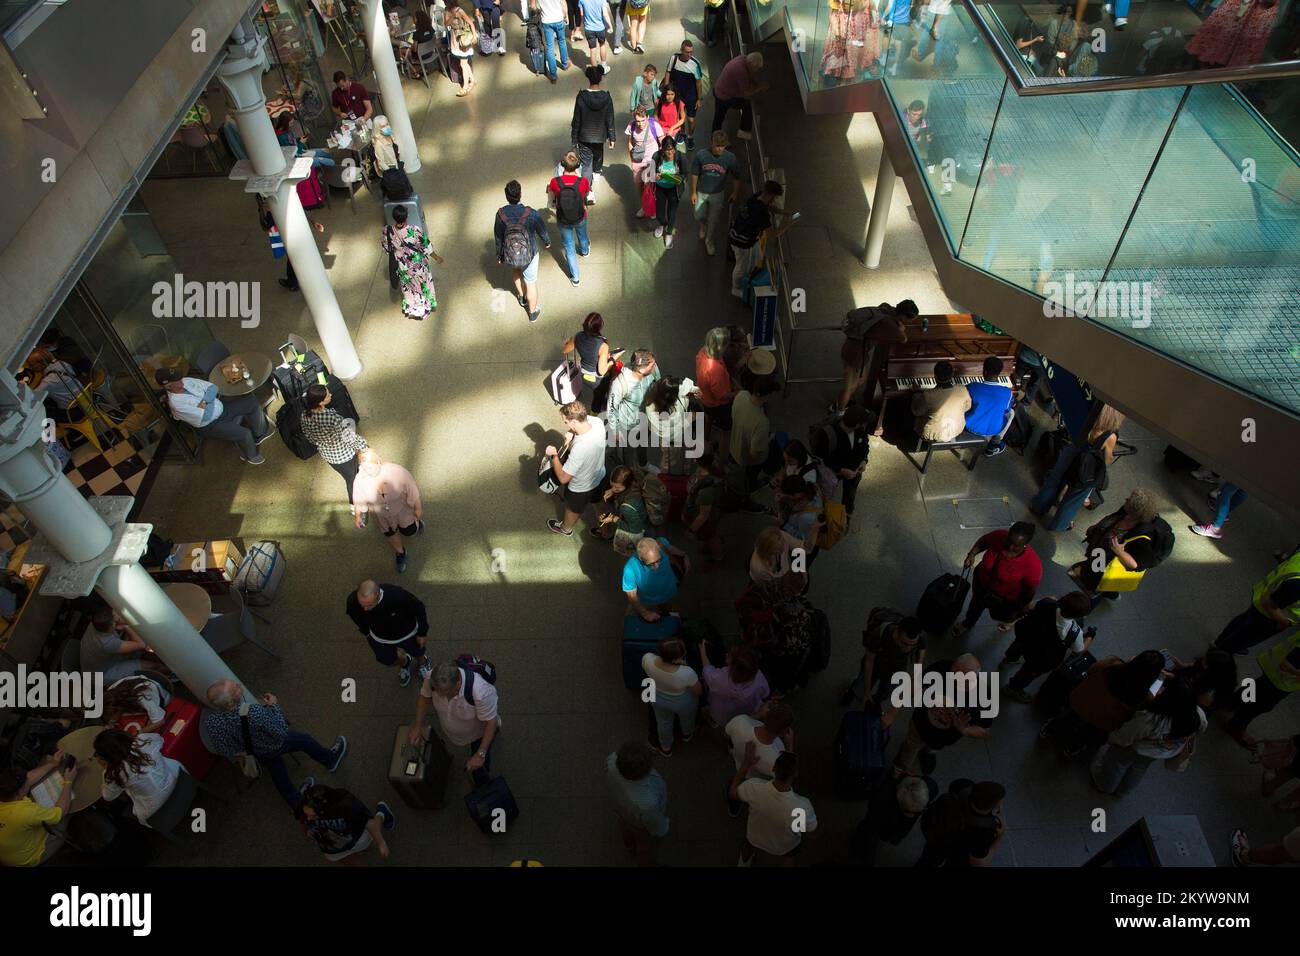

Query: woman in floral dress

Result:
[819,0,881,83]
[381,205,443,319]
[1185,0,1280,68]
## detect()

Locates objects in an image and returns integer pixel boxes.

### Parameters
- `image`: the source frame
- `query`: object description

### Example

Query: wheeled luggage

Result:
[465,776,520,833]
[1036,650,1097,714]
[388,724,453,810]
[833,707,888,800]
[916,569,971,635]
[622,613,682,689]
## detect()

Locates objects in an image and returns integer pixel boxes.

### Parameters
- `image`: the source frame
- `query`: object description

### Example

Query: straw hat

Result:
[747,349,776,376]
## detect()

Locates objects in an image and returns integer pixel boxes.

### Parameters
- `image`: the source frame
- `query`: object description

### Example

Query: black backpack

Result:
[381,166,413,201]
[1068,431,1113,491]
[498,208,535,270]
[1145,516,1175,568]
[555,177,585,225]
[275,404,317,460]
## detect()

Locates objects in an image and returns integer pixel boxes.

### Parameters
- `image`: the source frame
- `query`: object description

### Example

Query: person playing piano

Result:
[964,356,1015,457]
[911,361,970,443]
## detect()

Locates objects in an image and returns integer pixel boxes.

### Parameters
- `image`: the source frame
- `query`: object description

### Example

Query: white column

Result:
[362,0,421,172]
[267,181,361,379]
[218,23,363,379]
[96,563,237,698]
[0,374,239,703]
[863,150,897,269]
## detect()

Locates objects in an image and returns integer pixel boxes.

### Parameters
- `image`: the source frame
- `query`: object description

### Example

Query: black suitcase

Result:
[388,724,453,809]
[1035,651,1097,713]
[833,707,888,800]
[465,776,520,834]
[916,571,971,635]
[622,614,682,689]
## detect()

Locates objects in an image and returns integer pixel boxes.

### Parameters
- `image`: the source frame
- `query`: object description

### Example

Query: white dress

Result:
[102,733,183,825]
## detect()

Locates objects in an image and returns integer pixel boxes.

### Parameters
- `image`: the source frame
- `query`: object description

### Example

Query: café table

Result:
[53,725,108,814]
[207,352,274,399]
[163,582,213,631]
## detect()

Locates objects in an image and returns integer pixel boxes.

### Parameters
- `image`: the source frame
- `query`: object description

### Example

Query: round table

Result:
[208,352,274,398]
[55,725,108,814]
[163,582,213,630]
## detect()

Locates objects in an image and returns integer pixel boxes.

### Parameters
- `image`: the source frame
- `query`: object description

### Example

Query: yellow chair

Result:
[55,382,123,454]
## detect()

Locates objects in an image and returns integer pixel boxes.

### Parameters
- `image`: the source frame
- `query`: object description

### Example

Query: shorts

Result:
[586,29,607,46]
[521,250,540,284]
[626,6,647,18]
[672,85,698,117]
[381,521,421,538]
[703,401,733,430]
[323,828,373,863]
[366,632,425,666]
[565,472,609,512]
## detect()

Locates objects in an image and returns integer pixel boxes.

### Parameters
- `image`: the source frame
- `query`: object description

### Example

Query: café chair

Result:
[193,341,232,378]
[201,588,279,661]
[55,383,124,454]
[416,38,442,89]
[144,772,203,854]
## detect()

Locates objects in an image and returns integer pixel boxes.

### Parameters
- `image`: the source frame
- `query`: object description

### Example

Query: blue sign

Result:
[1041,356,1095,438]
[752,285,777,350]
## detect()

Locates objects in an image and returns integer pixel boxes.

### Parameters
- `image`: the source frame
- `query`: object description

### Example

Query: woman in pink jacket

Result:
[352,449,425,574]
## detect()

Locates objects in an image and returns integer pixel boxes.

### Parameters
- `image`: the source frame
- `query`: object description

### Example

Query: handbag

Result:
[538,442,572,495]
[1096,534,1150,592]
[641,180,657,218]
[386,226,400,290]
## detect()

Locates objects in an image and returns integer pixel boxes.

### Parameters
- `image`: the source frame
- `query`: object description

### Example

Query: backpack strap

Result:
[462,666,475,705]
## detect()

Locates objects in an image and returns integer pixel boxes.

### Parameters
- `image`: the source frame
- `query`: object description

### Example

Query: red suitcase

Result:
[296,166,326,210]
[660,473,688,523]
[160,697,216,780]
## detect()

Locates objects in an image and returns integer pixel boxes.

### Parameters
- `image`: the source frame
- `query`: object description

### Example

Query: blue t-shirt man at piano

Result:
[965,355,1015,453]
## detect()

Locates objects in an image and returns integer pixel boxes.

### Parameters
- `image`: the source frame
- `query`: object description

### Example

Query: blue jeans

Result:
[1113,0,1131,17]
[914,10,946,60]
[263,729,338,807]
[542,20,568,78]
[1029,440,1079,515]
[306,149,336,168]
[1213,482,1247,528]
[1049,481,1095,532]
[559,219,590,280]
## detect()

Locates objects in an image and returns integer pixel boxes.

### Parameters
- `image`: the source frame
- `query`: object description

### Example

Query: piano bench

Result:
[906,431,989,475]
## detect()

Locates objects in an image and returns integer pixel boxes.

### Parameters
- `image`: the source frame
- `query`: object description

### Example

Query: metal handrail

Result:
[961,0,1300,96]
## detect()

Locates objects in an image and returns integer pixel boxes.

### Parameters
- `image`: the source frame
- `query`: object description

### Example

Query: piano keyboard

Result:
[894,375,1014,390]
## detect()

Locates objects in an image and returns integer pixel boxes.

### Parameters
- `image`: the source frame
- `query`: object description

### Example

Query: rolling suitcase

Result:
[234,540,286,607]
[465,776,520,833]
[834,707,888,800]
[384,193,427,234]
[296,165,326,210]
[159,697,216,780]
[388,724,453,809]
[622,613,682,689]
[916,569,971,635]
[1036,650,1096,714]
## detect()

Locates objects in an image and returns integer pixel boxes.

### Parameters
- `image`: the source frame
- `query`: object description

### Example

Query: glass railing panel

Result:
[953,83,1183,306]
[971,0,1300,87]
[748,0,786,32]
[1100,81,1300,414]
[879,4,1012,248]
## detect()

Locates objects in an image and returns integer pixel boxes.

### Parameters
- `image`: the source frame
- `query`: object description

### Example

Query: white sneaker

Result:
[664,234,674,249]
[612,45,621,54]
[654,225,664,238]
[1115,16,1127,26]
[635,209,647,218]
[1103,2,1112,12]
[601,62,610,73]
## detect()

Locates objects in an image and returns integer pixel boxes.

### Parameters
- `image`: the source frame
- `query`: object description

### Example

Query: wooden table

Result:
[163,582,213,630]
[208,352,273,398]
[53,726,108,814]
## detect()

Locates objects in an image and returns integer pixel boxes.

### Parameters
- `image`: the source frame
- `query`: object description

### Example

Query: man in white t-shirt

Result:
[724,700,793,816]
[409,659,501,785]
[545,400,609,537]
[730,751,817,866]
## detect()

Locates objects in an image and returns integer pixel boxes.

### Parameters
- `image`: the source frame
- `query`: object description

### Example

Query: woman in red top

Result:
[655,88,686,141]
[954,521,1042,634]
[695,327,735,461]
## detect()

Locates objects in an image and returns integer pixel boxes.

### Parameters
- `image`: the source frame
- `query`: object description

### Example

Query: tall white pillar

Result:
[362,0,421,173]
[217,18,363,379]
[0,373,239,702]
[863,150,897,269]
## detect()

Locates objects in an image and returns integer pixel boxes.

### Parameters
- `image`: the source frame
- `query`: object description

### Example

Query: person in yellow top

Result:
[1214,547,1300,655]
[1225,630,1300,750]
[0,755,76,866]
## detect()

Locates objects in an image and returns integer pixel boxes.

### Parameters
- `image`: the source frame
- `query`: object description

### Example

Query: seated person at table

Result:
[0,759,76,866]
[93,729,182,827]
[81,606,151,683]
[105,675,171,735]
[911,360,972,443]
[274,113,336,168]
[36,325,93,377]
[964,356,1015,456]
[20,348,84,422]
[331,71,373,121]
[155,367,271,465]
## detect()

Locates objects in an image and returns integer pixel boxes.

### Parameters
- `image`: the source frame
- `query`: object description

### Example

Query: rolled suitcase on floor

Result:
[834,706,889,800]
[1035,650,1097,714]
[234,540,287,607]
[384,193,427,233]
[465,776,520,834]
[916,569,971,635]
[389,724,453,810]
[622,613,682,689]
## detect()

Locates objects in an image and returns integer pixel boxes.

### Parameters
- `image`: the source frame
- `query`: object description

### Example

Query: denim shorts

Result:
[586,29,606,46]
[522,250,540,284]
